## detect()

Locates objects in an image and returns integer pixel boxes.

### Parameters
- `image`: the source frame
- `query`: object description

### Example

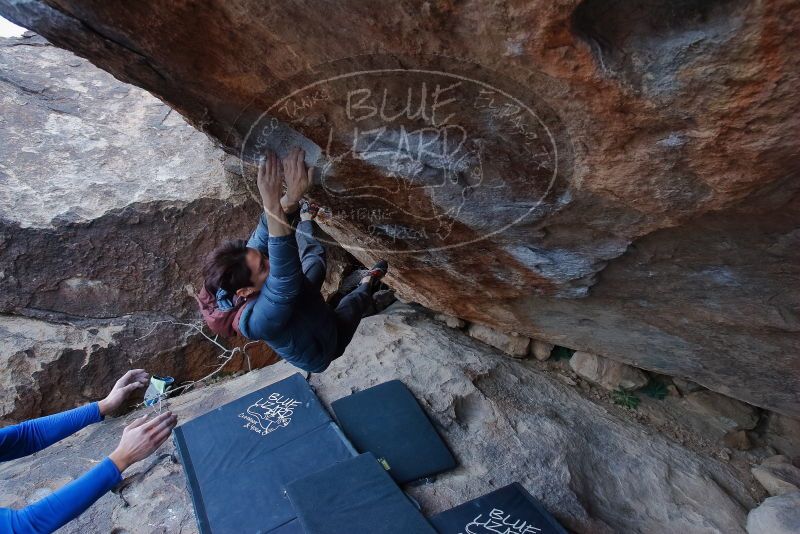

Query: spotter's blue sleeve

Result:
[0,403,122,533]
[0,458,121,533]
[0,403,102,462]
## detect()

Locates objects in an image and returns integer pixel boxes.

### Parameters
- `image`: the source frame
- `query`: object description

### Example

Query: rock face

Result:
[569,351,649,390]
[765,412,800,459]
[746,492,800,534]
[313,304,757,533]
[2,0,797,415]
[466,322,530,357]
[530,340,555,361]
[0,306,759,533]
[751,456,800,496]
[0,35,281,422]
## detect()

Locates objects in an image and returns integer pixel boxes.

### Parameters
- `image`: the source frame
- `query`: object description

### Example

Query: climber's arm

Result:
[246,211,272,256]
[245,151,303,333]
[247,233,303,333]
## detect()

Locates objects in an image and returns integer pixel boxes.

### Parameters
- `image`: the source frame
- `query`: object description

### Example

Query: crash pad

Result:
[429,482,567,534]
[331,380,456,483]
[286,452,438,534]
[174,373,356,533]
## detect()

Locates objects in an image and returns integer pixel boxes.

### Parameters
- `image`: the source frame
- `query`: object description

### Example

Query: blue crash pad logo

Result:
[238,393,302,436]
[459,508,542,534]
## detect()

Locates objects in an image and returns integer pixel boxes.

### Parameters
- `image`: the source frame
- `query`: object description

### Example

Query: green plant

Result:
[641,379,668,400]
[550,345,575,361]
[612,388,640,409]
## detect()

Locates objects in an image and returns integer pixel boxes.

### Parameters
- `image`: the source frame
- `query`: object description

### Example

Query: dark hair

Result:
[203,239,254,295]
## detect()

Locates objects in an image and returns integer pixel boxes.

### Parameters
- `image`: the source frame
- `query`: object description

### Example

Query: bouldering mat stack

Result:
[286,452,437,534]
[429,483,568,534]
[176,375,566,534]
[331,379,456,483]
[173,373,356,533]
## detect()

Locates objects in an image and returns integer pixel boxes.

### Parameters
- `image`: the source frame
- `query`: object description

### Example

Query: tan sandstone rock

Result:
[0,36,283,421]
[434,313,467,329]
[746,492,800,534]
[0,306,762,533]
[3,0,798,417]
[467,323,531,357]
[569,351,649,391]
[765,412,800,460]
[683,390,760,435]
[530,340,555,361]
[752,456,800,496]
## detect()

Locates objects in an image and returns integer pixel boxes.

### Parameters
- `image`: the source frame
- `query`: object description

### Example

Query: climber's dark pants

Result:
[296,219,327,293]
[332,283,373,358]
[296,219,373,362]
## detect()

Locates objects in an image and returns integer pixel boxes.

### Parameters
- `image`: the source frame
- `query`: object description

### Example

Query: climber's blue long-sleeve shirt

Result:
[238,213,338,372]
[0,403,122,533]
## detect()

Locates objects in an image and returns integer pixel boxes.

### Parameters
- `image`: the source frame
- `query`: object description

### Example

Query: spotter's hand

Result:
[99,369,149,416]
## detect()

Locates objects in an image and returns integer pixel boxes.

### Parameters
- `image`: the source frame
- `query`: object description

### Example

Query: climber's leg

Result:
[331,260,389,358]
[295,202,326,293]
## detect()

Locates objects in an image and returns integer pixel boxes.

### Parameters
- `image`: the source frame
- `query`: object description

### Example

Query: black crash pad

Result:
[429,483,567,534]
[331,379,456,483]
[286,452,438,534]
[174,373,356,533]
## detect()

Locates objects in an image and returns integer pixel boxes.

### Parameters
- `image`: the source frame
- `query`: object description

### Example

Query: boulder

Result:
[0,35,286,421]
[723,430,752,451]
[746,492,800,534]
[434,313,467,329]
[764,412,800,459]
[0,305,758,533]
[467,323,530,357]
[638,388,763,445]
[751,457,800,496]
[673,378,704,396]
[0,314,278,424]
[683,390,760,435]
[530,340,555,361]
[312,305,756,533]
[569,351,649,391]
[2,0,798,416]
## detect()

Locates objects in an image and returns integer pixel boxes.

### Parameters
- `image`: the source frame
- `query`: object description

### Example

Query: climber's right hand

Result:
[109,411,178,473]
[282,146,311,205]
[257,151,284,212]
[258,150,292,237]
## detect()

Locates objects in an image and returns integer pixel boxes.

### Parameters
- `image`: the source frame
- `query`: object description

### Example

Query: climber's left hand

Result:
[99,369,150,416]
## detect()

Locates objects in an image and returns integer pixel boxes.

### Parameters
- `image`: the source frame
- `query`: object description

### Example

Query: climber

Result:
[198,147,388,373]
[0,369,178,533]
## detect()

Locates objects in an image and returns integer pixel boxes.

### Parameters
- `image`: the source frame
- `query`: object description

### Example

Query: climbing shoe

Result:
[363,259,389,292]
[299,200,320,221]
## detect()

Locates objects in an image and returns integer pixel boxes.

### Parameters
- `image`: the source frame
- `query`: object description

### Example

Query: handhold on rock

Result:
[569,351,648,391]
